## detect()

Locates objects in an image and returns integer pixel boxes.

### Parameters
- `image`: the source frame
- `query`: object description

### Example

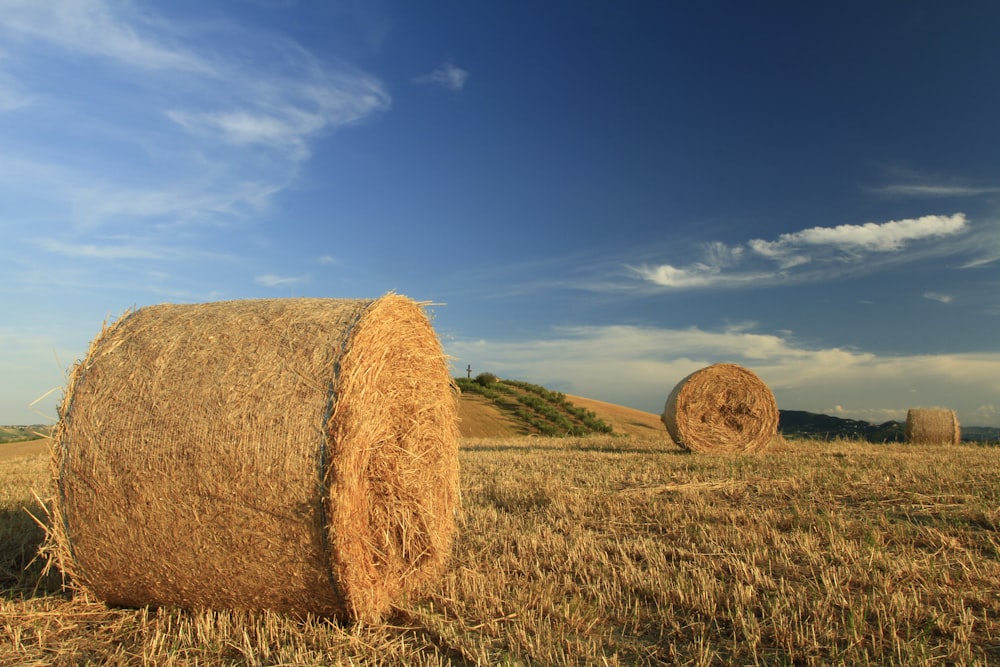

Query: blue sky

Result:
[2,1,999,427]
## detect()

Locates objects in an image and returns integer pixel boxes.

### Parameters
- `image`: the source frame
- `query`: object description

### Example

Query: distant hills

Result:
[779,410,1000,443]
[778,410,904,442]
[0,424,52,444]
[960,426,1000,443]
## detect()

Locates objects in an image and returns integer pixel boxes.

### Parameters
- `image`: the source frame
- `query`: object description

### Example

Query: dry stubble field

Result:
[2,432,1000,666]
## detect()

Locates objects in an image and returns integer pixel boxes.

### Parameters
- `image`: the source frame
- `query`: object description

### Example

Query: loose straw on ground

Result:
[48,294,459,623]
[661,363,779,454]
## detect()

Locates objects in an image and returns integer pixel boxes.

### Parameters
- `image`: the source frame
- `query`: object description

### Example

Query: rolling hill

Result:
[457,388,664,439]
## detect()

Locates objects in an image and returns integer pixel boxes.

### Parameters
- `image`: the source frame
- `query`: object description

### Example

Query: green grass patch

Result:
[456,377,614,437]
[0,426,50,445]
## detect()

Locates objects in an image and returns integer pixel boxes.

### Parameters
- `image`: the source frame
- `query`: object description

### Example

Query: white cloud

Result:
[35,236,233,262]
[446,324,1000,427]
[167,110,316,152]
[254,273,309,287]
[633,265,779,289]
[923,291,953,304]
[37,238,167,260]
[756,214,967,253]
[874,184,1000,198]
[630,240,773,287]
[745,239,810,269]
[699,240,745,270]
[632,214,970,290]
[633,264,719,288]
[414,62,469,91]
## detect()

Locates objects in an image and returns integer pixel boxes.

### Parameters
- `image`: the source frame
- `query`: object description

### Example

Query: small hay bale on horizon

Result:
[905,408,961,444]
[49,294,459,623]
[661,363,779,454]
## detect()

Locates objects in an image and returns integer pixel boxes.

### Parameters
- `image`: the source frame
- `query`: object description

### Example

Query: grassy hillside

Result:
[457,383,667,440]
[0,425,50,444]
[455,375,615,437]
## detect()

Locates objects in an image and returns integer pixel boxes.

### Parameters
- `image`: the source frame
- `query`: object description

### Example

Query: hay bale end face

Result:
[50,295,459,623]
[905,408,961,444]
[661,363,779,454]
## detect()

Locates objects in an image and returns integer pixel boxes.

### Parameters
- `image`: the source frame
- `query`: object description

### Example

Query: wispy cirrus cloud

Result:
[870,171,1000,199]
[875,184,1000,198]
[37,239,169,261]
[254,273,309,287]
[0,56,33,112]
[414,62,469,91]
[164,52,389,160]
[0,0,389,234]
[36,236,235,262]
[0,0,212,72]
[630,214,970,290]
[0,0,390,301]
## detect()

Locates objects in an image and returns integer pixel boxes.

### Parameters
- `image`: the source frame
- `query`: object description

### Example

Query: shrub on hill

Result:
[474,372,499,387]
[455,377,613,436]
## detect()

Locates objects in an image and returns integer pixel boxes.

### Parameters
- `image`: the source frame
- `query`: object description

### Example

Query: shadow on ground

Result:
[1,503,64,599]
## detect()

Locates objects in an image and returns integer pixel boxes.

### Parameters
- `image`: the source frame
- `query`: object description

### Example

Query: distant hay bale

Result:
[905,408,960,444]
[49,294,459,623]
[661,363,778,454]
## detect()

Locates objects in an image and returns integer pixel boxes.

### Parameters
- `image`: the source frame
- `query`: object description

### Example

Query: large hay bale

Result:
[661,363,778,454]
[49,294,459,623]
[905,408,960,444]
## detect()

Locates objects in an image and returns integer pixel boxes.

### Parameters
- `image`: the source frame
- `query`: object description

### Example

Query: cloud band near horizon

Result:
[445,322,1000,427]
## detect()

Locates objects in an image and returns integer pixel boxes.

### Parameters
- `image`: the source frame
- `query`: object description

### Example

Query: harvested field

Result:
[4,433,1000,665]
[0,437,48,462]
[458,393,526,438]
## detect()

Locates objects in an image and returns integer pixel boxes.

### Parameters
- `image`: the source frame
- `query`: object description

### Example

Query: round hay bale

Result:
[905,408,960,444]
[661,363,778,454]
[49,294,459,623]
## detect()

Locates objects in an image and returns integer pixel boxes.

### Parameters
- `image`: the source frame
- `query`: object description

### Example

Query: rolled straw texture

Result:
[661,363,778,454]
[50,294,459,623]
[905,408,960,445]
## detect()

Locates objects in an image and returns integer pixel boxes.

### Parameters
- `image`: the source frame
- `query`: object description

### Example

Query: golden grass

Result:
[457,393,527,438]
[4,435,1000,665]
[562,394,666,438]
